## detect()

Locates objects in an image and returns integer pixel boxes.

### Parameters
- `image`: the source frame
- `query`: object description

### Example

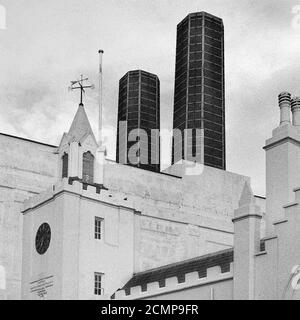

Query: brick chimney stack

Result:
[264,91,300,234]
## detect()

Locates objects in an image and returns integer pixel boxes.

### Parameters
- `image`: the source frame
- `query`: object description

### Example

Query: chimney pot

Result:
[291,96,300,126]
[291,96,300,109]
[278,92,291,125]
[279,91,291,105]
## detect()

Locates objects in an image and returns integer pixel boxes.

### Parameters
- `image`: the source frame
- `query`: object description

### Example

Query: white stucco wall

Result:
[20,156,256,299]
[76,193,138,299]
[147,279,233,300]
[104,160,251,271]
[22,180,139,299]
[254,196,300,300]
[22,194,64,300]
[265,124,300,234]
[1,133,263,300]
[0,134,58,299]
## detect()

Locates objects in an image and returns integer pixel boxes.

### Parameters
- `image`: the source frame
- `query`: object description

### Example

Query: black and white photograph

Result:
[1,0,300,306]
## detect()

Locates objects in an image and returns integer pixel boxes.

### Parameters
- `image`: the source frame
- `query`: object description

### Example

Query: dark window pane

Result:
[188,93,201,103]
[204,36,221,49]
[204,95,223,107]
[188,86,202,94]
[203,111,223,124]
[203,69,223,82]
[189,60,202,69]
[190,36,202,44]
[128,90,138,98]
[82,151,94,184]
[190,52,203,60]
[204,85,222,99]
[204,120,223,132]
[204,103,223,116]
[189,69,201,78]
[205,20,223,32]
[190,44,202,52]
[189,78,202,86]
[204,78,222,91]
[129,75,139,82]
[205,27,223,41]
[204,137,223,149]
[204,154,223,168]
[190,27,202,36]
[204,129,222,140]
[62,153,68,178]
[190,17,202,28]
[129,83,139,91]
[204,52,222,65]
[203,61,222,74]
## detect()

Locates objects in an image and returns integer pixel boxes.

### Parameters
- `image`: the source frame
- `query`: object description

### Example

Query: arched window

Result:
[82,151,94,184]
[62,153,69,178]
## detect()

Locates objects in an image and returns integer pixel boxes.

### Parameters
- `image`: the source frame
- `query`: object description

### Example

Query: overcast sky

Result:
[1,0,300,196]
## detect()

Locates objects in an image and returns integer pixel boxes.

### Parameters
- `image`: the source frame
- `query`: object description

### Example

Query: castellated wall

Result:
[0,134,57,299]
[114,263,234,300]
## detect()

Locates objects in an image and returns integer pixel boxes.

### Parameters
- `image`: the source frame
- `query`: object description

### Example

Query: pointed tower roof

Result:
[67,103,97,144]
[238,181,255,208]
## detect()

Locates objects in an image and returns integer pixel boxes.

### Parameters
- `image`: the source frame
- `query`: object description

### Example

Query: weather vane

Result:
[69,74,94,105]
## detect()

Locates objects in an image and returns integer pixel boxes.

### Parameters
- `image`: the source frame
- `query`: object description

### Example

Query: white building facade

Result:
[19,101,256,300]
[6,91,300,300]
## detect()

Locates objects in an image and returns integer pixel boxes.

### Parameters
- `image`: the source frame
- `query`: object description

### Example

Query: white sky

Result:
[1,0,300,196]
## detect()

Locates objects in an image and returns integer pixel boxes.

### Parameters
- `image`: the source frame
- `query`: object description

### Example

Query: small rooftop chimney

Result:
[291,96,300,126]
[278,92,291,126]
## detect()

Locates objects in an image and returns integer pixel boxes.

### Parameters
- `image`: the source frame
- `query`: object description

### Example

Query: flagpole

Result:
[95,49,105,185]
[98,49,104,147]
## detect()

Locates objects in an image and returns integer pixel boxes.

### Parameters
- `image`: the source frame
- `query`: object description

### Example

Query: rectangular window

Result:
[95,217,103,240]
[94,272,104,295]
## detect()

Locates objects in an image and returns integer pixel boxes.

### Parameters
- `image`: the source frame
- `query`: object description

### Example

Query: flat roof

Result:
[0,132,57,148]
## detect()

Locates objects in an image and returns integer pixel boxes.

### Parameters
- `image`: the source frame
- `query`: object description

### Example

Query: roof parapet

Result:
[113,263,233,300]
[21,178,136,214]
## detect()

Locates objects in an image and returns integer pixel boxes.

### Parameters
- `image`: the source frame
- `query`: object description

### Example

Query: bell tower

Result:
[57,102,103,186]
[21,100,138,300]
[57,73,105,187]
